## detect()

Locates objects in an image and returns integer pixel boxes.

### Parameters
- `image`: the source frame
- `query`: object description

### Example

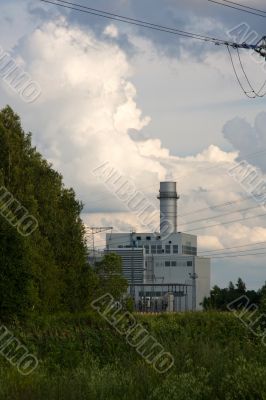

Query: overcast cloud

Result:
[0,0,266,289]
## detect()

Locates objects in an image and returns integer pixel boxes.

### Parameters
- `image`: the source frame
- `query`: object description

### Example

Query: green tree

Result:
[203,279,252,311]
[0,106,94,318]
[236,277,246,294]
[94,253,128,300]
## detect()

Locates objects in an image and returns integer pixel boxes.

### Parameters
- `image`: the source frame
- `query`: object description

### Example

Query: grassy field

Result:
[0,311,266,400]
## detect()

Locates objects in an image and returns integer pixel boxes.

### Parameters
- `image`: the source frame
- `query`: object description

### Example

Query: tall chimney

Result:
[157,182,179,236]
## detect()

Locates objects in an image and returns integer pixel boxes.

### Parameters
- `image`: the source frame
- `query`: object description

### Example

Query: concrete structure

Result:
[105,182,210,311]
[158,181,179,235]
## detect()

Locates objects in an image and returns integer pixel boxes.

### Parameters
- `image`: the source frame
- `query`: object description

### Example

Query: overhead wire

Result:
[38,0,266,263]
[207,0,266,97]
[199,245,266,258]
[186,210,266,232]
[208,250,266,259]
[198,239,266,254]
[179,203,261,226]
[218,0,266,14]
[226,45,266,98]
[202,246,266,257]
[180,195,253,218]
[39,0,266,48]
[92,206,266,243]
[226,45,256,98]
[207,0,266,18]
[41,0,246,45]
[40,0,266,98]
[40,0,234,44]
[88,146,266,206]
[92,236,266,259]
[236,47,266,97]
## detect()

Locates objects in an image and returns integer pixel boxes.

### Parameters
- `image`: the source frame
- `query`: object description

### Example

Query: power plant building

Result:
[105,182,210,312]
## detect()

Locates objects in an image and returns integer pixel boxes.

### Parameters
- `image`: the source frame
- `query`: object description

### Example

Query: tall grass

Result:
[0,312,266,400]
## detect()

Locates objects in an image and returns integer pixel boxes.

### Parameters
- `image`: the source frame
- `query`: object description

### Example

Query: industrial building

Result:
[105,182,210,312]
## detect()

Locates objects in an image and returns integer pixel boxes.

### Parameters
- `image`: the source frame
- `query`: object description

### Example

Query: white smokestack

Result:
[157,182,179,236]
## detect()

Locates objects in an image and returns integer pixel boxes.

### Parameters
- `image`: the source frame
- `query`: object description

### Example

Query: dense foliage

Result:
[203,278,266,311]
[1,312,266,400]
[0,106,126,319]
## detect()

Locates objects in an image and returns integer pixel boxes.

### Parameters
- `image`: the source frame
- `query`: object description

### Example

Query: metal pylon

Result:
[85,226,113,265]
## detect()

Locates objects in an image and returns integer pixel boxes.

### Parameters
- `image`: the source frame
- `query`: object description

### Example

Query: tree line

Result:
[203,277,266,312]
[0,106,127,320]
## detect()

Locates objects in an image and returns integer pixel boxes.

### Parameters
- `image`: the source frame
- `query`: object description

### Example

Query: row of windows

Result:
[136,235,159,241]
[138,291,185,297]
[145,245,179,254]
[136,236,178,245]
[182,246,197,255]
[165,260,192,267]
[116,244,197,256]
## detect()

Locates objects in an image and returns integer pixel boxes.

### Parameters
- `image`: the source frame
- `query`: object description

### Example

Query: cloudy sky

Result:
[1,0,266,289]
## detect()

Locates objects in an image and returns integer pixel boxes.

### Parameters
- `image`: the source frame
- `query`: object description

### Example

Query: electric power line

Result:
[207,0,266,18]
[40,0,232,43]
[92,236,266,259]
[227,45,256,98]
[209,250,266,259]
[40,0,266,49]
[180,195,253,218]
[198,239,266,254]
[226,44,266,98]
[180,203,261,227]
[202,245,266,256]
[40,0,266,99]
[219,0,266,14]
[236,47,266,97]
[186,210,266,232]
[93,205,266,244]
[88,146,266,206]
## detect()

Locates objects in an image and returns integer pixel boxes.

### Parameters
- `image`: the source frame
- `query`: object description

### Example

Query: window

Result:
[146,236,151,240]
[151,245,156,254]
[187,261,192,267]
[144,245,149,254]
[168,241,172,244]
[136,236,141,241]
[173,245,178,254]
[182,246,197,255]
[171,261,177,267]
[165,261,171,267]
[157,245,163,254]
[165,245,171,254]
[156,235,161,240]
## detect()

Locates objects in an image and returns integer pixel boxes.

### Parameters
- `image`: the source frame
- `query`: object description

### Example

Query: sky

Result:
[0,0,266,289]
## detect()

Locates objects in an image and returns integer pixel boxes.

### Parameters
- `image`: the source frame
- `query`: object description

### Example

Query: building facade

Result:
[105,182,210,312]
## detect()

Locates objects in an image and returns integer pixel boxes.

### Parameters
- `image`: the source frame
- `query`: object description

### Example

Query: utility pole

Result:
[189,272,198,311]
[130,231,136,299]
[85,226,113,265]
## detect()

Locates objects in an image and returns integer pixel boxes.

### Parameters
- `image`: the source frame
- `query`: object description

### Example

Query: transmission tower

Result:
[85,226,113,265]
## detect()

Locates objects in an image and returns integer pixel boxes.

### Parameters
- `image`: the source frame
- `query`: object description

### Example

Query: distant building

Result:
[105,182,210,312]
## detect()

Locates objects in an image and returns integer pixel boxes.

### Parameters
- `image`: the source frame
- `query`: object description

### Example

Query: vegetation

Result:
[0,106,127,319]
[1,106,266,399]
[0,312,266,400]
[203,278,266,312]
